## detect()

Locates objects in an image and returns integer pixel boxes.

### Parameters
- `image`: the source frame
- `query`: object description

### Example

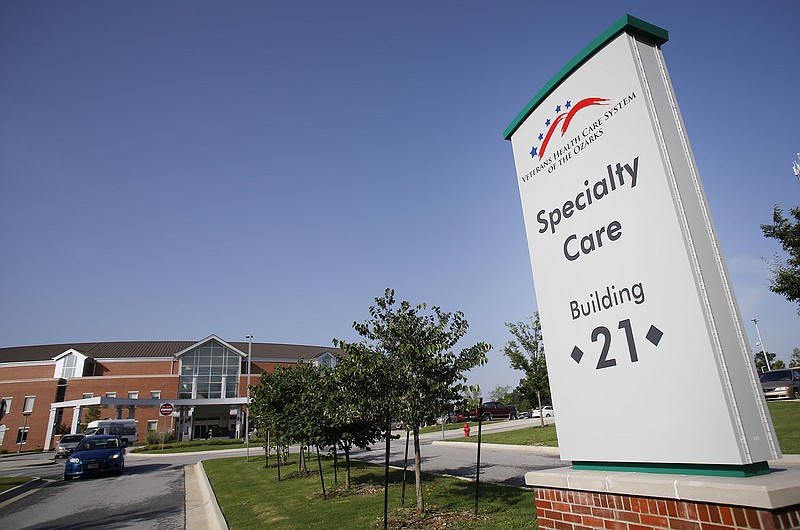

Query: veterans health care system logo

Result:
[530,97,609,160]
[522,92,637,181]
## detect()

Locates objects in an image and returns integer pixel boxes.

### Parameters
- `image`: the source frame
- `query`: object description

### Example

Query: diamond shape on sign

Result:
[646,325,663,346]
[571,346,584,364]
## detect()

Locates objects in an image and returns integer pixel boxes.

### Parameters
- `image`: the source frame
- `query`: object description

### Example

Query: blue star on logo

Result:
[555,105,561,113]
[565,100,571,109]
[538,133,544,141]
[545,118,551,127]
[530,146,538,158]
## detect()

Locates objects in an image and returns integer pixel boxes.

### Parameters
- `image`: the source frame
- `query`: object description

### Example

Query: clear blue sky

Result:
[2,1,798,397]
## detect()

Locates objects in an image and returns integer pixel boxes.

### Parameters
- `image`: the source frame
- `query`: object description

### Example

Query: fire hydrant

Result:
[463,423,471,437]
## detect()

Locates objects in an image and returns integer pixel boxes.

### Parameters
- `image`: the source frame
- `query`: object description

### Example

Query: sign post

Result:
[505,15,779,475]
[159,402,174,452]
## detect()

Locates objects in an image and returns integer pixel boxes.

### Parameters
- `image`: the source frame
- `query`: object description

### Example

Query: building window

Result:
[150,391,161,399]
[147,420,158,432]
[128,391,139,399]
[0,425,6,445]
[1,397,11,415]
[16,427,29,445]
[23,396,35,413]
[62,353,77,379]
[105,392,116,398]
[178,340,241,399]
[82,393,93,399]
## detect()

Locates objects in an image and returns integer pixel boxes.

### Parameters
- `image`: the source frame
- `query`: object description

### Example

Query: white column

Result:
[43,407,58,451]
[71,406,81,433]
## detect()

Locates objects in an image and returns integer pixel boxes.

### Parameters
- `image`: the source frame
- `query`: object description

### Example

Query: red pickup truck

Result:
[467,401,518,421]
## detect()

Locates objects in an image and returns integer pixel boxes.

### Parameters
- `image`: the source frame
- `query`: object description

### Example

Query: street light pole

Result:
[245,335,253,462]
[17,411,31,453]
[751,318,772,372]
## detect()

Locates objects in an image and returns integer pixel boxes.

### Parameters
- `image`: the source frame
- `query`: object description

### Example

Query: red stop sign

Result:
[159,403,174,416]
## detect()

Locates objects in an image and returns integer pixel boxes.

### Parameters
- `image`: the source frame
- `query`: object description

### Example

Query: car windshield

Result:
[61,435,84,443]
[760,370,792,382]
[77,438,120,451]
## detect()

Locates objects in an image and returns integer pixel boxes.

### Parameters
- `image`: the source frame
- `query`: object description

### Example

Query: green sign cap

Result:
[503,15,668,141]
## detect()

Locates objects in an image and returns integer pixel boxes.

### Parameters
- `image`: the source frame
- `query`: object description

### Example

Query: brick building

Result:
[0,335,339,452]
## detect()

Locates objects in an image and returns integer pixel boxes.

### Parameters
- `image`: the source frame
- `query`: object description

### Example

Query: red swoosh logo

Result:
[536,97,610,160]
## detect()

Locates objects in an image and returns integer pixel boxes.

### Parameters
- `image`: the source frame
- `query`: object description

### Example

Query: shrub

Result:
[145,430,176,445]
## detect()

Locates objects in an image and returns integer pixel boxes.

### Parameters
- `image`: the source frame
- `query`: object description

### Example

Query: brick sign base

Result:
[526,465,800,530]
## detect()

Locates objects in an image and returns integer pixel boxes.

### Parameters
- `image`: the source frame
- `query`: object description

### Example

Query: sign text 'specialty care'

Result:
[535,156,640,262]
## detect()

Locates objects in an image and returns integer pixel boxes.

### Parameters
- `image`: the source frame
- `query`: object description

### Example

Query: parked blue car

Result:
[63,435,125,480]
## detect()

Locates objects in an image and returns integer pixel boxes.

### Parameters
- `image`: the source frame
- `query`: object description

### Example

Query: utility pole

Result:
[245,334,253,461]
[751,319,772,372]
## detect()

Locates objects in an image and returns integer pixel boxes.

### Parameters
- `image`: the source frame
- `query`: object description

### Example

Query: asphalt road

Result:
[0,418,562,529]
[351,417,562,487]
[0,453,188,530]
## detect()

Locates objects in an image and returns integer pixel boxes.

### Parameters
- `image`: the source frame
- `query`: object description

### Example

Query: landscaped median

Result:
[203,455,535,529]
[0,476,33,493]
[443,401,799,454]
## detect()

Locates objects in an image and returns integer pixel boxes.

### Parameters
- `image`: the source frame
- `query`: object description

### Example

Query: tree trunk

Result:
[344,444,351,490]
[537,391,544,428]
[413,424,425,514]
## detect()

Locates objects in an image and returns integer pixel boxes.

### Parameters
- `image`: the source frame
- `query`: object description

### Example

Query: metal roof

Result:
[0,340,341,363]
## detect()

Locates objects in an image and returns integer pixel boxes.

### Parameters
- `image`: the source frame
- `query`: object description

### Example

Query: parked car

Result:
[517,411,532,419]
[64,435,125,480]
[468,401,518,421]
[531,405,554,418]
[760,369,800,400]
[55,434,85,459]
[435,414,453,425]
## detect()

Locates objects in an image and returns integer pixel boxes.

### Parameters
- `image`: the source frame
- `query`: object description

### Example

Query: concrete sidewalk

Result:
[185,461,227,530]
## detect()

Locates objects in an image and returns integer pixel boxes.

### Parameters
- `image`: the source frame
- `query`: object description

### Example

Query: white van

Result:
[84,419,139,444]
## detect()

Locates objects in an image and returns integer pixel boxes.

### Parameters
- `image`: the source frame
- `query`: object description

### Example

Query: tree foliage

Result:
[754,350,779,373]
[489,385,512,404]
[334,288,490,514]
[503,314,550,426]
[761,205,800,313]
[790,347,800,368]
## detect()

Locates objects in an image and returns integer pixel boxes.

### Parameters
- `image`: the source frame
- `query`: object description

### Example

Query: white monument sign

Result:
[505,15,779,473]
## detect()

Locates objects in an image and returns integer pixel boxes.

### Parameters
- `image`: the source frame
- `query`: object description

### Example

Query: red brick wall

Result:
[92,360,175,377]
[533,487,800,530]
[0,379,61,453]
[0,363,55,380]
[64,376,178,401]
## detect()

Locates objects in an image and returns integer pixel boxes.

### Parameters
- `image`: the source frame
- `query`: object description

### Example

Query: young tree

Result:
[250,362,326,476]
[80,405,101,431]
[772,359,787,370]
[754,350,779,373]
[503,314,551,427]
[489,385,512,404]
[335,289,490,514]
[761,205,800,313]
[462,384,482,410]
[790,347,800,368]
[320,355,386,489]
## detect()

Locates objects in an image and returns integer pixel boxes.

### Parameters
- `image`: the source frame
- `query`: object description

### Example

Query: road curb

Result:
[0,477,44,505]
[185,461,228,530]
[432,440,561,456]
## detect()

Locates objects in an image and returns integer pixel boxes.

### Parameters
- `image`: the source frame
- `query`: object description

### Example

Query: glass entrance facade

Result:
[178,341,241,399]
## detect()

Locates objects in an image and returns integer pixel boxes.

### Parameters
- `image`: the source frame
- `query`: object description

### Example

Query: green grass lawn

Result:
[768,401,800,454]
[446,402,798,453]
[0,476,33,493]
[204,455,536,529]
[452,424,560,447]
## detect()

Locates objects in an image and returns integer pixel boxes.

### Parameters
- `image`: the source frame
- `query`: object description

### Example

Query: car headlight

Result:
[109,453,120,459]
[68,457,80,464]
[774,386,788,391]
